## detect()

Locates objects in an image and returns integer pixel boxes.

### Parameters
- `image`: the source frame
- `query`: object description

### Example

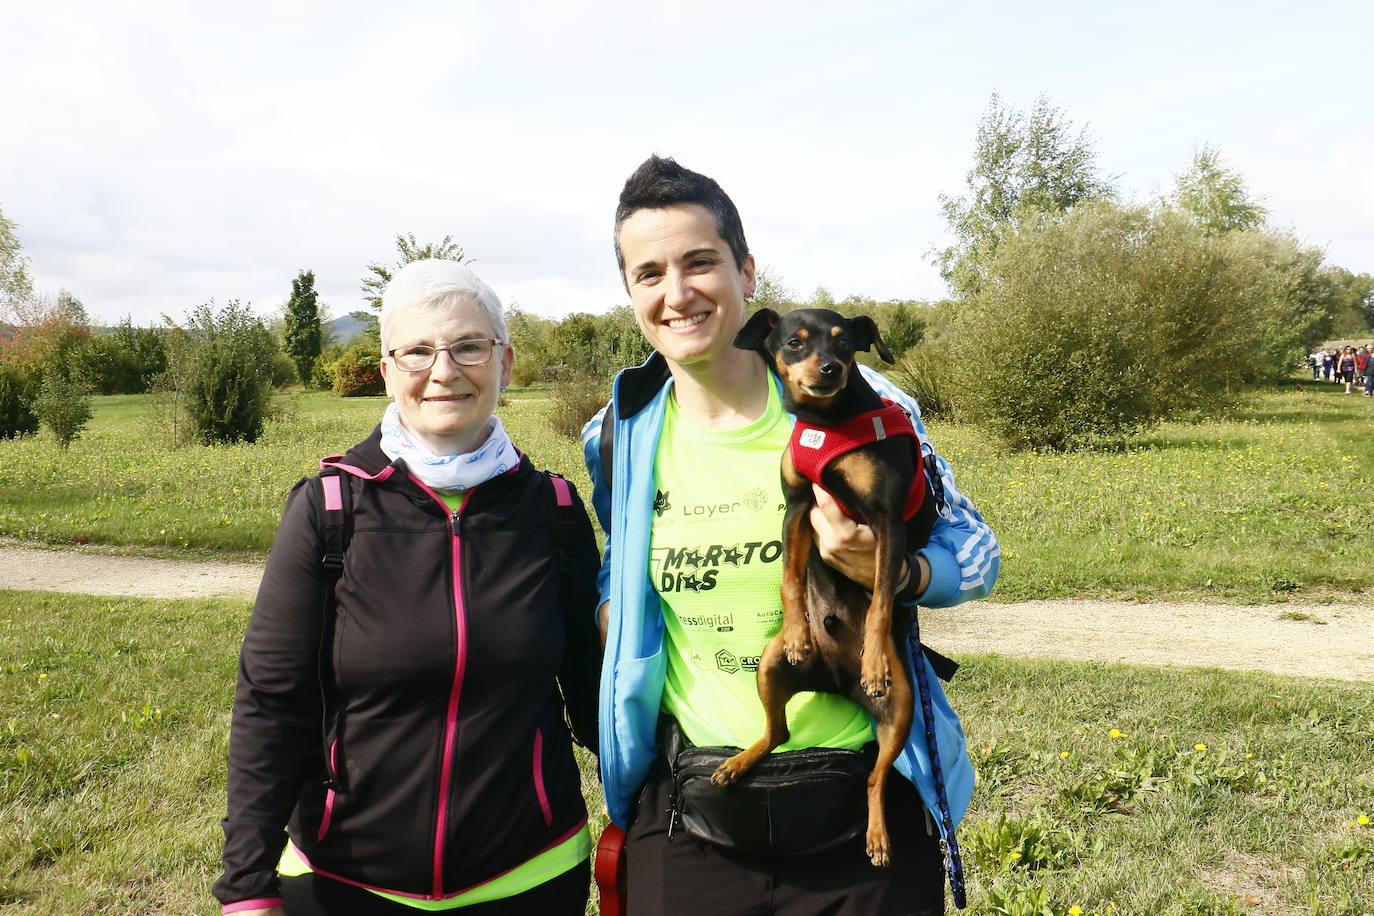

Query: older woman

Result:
[214,260,602,916]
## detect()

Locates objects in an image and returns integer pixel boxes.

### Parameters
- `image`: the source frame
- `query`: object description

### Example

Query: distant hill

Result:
[326,312,373,345]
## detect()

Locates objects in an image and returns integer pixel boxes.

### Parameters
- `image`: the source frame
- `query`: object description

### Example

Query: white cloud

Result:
[4,0,1371,326]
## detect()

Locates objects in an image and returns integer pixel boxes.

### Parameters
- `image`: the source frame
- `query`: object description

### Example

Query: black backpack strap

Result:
[599,415,614,495]
[318,468,352,584]
[315,468,352,791]
[546,471,577,576]
[923,452,948,519]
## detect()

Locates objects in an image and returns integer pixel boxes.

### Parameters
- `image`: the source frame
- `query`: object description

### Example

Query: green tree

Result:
[949,201,1272,449]
[55,289,88,325]
[182,300,279,444]
[0,204,33,307]
[0,364,38,438]
[750,266,796,313]
[1170,146,1268,235]
[938,93,1113,298]
[283,269,323,387]
[35,366,92,449]
[360,233,468,310]
[77,317,167,394]
[1322,266,1374,336]
[808,286,836,310]
[880,303,925,357]
[0,292,91,384]
[1219,229,1336,378]
[505,305,557,387]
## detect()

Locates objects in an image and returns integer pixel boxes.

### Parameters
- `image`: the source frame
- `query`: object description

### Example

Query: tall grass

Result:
[0,382,1369,602]
[1,590,1369,914]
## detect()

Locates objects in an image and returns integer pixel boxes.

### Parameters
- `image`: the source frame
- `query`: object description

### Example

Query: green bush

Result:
[270,351,298,388]
[887,344,957,421]
[332,344,384,397]
[949,202,1275,450]
[0,364,38,438]
[546,369,609,439]
[183,301,279,444]
[311,345,343,391]
[75,319,167,394]
[35,368,92,449]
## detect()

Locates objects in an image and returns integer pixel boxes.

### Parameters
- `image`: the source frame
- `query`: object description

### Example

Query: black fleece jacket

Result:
[214,430,602,906]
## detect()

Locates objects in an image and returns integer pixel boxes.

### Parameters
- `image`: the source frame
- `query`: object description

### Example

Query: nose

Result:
[818,360,841,378]
[427,347,462,381]
[664,271,695,311]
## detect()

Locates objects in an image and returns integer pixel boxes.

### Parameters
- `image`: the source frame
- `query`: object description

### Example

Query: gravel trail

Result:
[2,545,1370,683]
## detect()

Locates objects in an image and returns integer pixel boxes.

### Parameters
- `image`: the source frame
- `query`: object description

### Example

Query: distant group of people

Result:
[1309,344,1374,396]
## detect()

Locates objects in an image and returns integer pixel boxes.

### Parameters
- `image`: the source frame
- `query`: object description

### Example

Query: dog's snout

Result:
[819,361,841,378]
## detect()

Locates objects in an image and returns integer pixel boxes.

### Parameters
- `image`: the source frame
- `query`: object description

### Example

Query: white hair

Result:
[379,259,508,353]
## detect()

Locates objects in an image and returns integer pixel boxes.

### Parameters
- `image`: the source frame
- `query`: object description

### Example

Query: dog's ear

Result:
[733,308,779,352]
[849,315,893,364]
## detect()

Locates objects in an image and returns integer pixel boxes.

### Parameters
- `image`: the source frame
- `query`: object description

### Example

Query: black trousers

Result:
[280,858,589,915]
[625,762,945,916]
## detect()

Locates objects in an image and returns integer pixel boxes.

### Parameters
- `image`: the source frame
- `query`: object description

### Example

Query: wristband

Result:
[894,552,923,605]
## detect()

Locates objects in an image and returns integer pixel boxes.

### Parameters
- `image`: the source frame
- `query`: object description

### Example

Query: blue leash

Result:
[908,626,967,908]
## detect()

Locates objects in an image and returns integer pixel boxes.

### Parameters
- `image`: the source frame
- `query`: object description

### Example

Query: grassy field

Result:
[1,590,1369,915]
[0,380,1369,602]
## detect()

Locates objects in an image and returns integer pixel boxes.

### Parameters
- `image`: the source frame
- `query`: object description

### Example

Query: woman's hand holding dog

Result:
[810,487,928,597]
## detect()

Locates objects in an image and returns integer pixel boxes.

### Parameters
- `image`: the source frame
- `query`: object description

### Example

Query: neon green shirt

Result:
[653,383,873,750]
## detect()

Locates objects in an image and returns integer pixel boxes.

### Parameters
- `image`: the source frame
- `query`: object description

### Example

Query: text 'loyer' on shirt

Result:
[652,382,873,751]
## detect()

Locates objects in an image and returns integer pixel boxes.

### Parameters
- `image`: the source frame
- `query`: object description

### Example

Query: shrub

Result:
[0,364,38,438]
[949,202,1266,450]
[332,344,384,397]
[182,301,279,444]
[311,345,343,391]
[546,369,609,439]
[35,368,92,449]
[887,344,957,421]
[75,318,167,394]
[270,351,297,388]
[0,292,90,385]
[78,332,145,394]
[1219,230,1336,383]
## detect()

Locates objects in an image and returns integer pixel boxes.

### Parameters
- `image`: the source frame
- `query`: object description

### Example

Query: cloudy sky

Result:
[4,0,1370,326]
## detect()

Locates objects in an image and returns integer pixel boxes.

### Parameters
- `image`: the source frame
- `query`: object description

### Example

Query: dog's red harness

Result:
[789,399,926,522]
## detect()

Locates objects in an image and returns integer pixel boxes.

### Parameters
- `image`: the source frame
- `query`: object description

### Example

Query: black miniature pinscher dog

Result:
[713,307,937,868]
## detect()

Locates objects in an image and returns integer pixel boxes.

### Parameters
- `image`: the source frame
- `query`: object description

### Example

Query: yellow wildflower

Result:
[1359,815,1371,826]
[1194,744,1207,751]
[1109,729,1125,739]
[1060,751,1071,758]
[1069,908,1083,916]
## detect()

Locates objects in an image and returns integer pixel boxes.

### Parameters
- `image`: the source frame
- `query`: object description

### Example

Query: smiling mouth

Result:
[665,313,708,330]
[424,394,472,402]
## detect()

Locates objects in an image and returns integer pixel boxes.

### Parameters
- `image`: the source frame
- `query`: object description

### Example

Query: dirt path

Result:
[2,545,1370,683]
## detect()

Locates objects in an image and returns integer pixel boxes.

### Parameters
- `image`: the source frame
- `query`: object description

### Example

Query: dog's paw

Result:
[865,828,892,868]
[782,626,813,666]
[712,753,751,786]
[860,650,892,698]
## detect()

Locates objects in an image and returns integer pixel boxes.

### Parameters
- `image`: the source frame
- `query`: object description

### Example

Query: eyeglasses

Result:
[387,338,504,372]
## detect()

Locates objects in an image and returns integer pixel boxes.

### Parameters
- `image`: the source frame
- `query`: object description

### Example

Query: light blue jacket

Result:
[581,353,1000,839]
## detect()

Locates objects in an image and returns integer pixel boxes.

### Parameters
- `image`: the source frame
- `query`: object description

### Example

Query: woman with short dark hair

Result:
[585,156,1000,915]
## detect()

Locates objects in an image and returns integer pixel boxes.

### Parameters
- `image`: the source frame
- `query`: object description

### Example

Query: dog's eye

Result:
[785,337,804,351]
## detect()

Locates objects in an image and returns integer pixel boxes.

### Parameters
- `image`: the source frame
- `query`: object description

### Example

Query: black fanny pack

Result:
[662,718,874,857]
